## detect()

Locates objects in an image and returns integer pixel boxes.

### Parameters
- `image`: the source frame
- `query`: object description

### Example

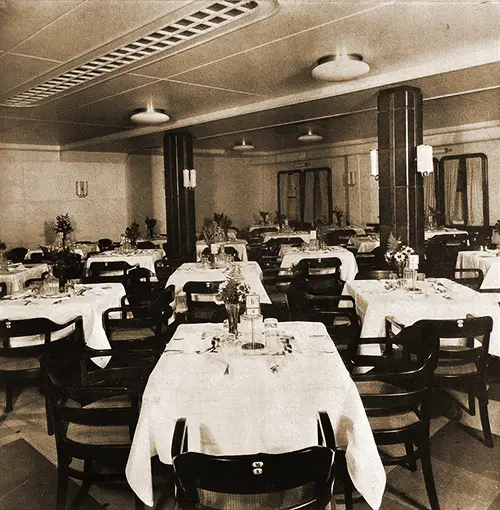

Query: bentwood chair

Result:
[86,260,138,283]
[0,316,84,413]
[0,282,6,298]
[41,352,146,510]
[424,233,470,278]
[136,241,156,249]
[97,238,114,252]
[171,414,336,510]
[347,320,441,510]
[5,247,28,263]
[452,268,484,291]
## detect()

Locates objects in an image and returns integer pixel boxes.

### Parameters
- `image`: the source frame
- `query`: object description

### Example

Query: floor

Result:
[1,361,500,510]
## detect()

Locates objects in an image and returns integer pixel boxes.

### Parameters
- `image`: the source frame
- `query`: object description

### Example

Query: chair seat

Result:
[0,356,40,371]
[368,411,420,431]
[66,396,133,446]
[435,361,478,376]
[354,380,402,394]
[109,327,156,341]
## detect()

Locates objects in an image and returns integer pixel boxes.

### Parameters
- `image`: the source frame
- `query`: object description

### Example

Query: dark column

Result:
[164,132,196,261]
[377,86,425,259]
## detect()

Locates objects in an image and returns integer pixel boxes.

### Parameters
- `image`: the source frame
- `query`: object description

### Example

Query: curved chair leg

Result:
[468,392,476,416]
[478,388,493,448]
[5,380,13,412]
[417,432,440,510]
[405,441,417,471]
[56,466,69,510]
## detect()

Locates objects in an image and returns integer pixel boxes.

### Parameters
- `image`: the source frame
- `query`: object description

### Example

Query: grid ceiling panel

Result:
[2,0,261,107]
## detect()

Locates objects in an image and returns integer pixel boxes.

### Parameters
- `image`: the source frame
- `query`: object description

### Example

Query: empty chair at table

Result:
[86,260,137,283]
[223,245,241,262]
[294,257,344,296]
[424,233,470,278]
[97,238,114,252]
[183,281,224,323]
[170,415,336,510]
[154,258,181,286]
[136,241,156,249]
[324,229,356,247]
[355,269,395,280]
[452,268,484,291]
[0,282,6,298]
[5,247,28,263]
[0,316,84,413]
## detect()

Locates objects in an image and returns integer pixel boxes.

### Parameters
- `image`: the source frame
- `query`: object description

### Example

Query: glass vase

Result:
[225,303,240,336]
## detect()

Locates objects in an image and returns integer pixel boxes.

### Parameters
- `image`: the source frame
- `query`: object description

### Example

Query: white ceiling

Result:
[1,0,499,154]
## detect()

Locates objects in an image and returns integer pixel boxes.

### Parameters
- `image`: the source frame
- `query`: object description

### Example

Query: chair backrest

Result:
[172,418,335,510]
[154,258,180,284]
[88,261,135,279]
[355,269,394,280]
[453,268,484,290]
[27,251,47,263]
[0,282,6,298]
[324,229,356,246]
[425,233,470,278]
[421,316,492,379]
[293,258,344,296]
[0,316,84,359]
[223,246,241,261]
[136,241,156,249]
[183,281,224,323]
[97,238,114,252]
[5,247,28,263]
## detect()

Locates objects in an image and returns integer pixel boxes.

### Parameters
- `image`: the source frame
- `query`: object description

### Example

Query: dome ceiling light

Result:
[297,128,323,143]
[130,106,170,125]
[312,53,370,82]
[232,138,255,151]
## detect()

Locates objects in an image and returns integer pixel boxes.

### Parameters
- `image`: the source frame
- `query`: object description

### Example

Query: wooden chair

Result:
[453,268,484,291]
[123,267,163,307]
[136,241,156,249]
[103,285,174,351]
[354,269,394,280]
[86,260,137,283]
[223,245,241,261]
[0,316,84,413]
[0,282,6,298]
[97,238,114,252]
[324,229,356,247]
[24,270,49,288]
[430,316,493,447]
[170,414,336,510]
[5,247,28,263]
[347,320,441,510]
[294,257,344,296]
[41,352,145,510]
[424,233,470,278]
[183,281,224,323]
[154,258,181,286]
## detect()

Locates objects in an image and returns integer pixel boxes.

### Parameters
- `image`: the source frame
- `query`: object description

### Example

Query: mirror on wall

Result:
[438,153,489,227]
[277,167,332,227]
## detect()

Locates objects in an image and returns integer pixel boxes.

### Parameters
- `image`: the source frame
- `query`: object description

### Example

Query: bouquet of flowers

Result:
[259,211,270,224]
[275,210,287,231]
[202,220,223,248]
[54,213,74,248]
[145,216,158,238]
[384,233,415,276]
[213,212,232,240]
[333,206,344,227]
[216,265,250,304]
[124,221,141,246]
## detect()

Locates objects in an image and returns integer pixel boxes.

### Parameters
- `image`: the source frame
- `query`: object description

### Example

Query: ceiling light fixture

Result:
[312,53,370,82]
[232,139,255,151]
[130,107,170,125]
[297,128,323,143]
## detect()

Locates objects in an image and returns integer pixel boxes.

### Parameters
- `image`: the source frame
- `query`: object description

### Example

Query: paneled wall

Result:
[0,121,499,249]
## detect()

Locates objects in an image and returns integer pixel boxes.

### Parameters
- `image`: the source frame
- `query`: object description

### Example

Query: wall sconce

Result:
[75,180,88,198]
[416,144,434,175]
[183,169,196,189]
[347,170,357,187]
[370,149,379,180]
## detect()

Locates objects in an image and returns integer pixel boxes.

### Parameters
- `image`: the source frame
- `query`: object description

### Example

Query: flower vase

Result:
[394,261,406,279]
[225,303,240,336]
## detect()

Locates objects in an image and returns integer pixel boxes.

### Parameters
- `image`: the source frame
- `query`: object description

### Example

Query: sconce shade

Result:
[183,169,196,189]
[297,129,323,142]
[312,54,370,82]
[417,144,433,174]
[370,149,379,178]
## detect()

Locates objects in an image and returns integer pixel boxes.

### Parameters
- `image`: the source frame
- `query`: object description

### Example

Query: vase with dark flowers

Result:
[51,249,82,292]
[216,266,249,336]
[54,213,74,249]
[145,216,158,239]
[124,221,141,248]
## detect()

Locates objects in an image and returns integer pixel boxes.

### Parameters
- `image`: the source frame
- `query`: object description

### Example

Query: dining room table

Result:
[83,248,164,276]
[125,320,386,509]
[195,239,248,262]
[343,277,500,357]
[424,227,470,241]
[0,282,125,358]
[0,263,50,295]
[166,261,271,318]
[348,233,380,253]
[456,249,500,290]
[280,245,359,282]
[261,230,313,244]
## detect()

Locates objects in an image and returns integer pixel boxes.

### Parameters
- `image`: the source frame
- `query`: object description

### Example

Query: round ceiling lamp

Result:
[130,107,170,124]
[232,138,255,151]
[297,128,323,143]
[312,53,370,82]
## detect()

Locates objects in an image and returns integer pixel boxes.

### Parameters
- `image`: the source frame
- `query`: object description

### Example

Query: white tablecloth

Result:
[349,235,380,253]
[424,228,469,241]
[0,282,125,352]
[326,225,366,236]
[262,231,312,244]
[195,240,248,262]
[280,246,358,282]
[344,278,500,357]
[84,249,164,276]
[248,224,279,233]
[0,264,49,295]
[126,321,385,509]
[456,250,500,290]
[167,262,270,316]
